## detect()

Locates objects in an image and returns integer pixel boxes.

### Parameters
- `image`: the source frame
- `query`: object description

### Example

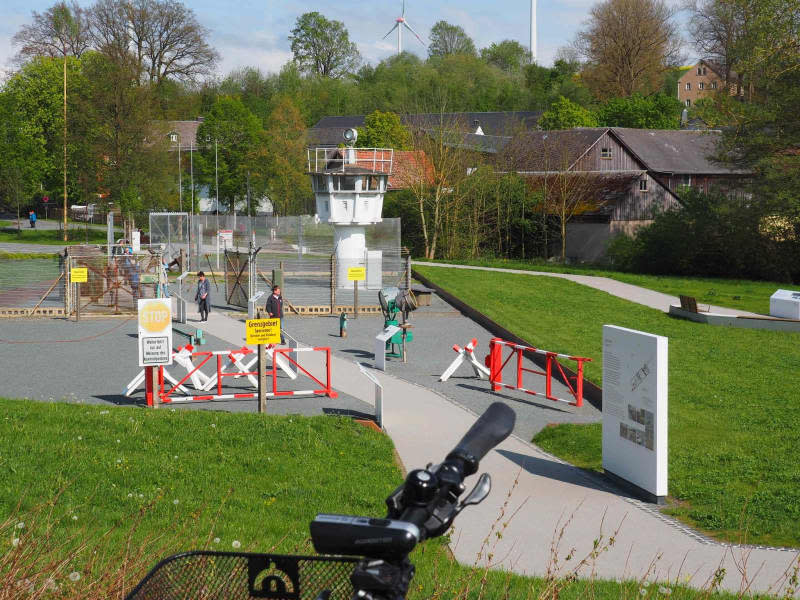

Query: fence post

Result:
[405,254,411,290]
[489,338,503,392]
[353,279,359,319]
[257,307,267,414]
[330,254,336,314]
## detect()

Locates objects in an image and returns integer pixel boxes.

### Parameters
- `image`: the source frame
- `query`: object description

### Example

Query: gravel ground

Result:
[283,292,602,441]
[0,317,372,418]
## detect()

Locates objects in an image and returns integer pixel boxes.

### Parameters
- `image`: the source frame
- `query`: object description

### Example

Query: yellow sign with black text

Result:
[71,267,88,283]
[246,318,281,345]
[347,267,366,281]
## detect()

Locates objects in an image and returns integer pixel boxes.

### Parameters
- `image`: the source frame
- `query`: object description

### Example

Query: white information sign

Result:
[131,230,141,253]
[138,298,173,367]
[602,325,668,502]
[770,289,800,320]
[374,325,400,371]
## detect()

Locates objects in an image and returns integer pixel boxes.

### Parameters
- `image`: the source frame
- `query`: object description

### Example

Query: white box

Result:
[770,289,800,320]
[602,325,668,503]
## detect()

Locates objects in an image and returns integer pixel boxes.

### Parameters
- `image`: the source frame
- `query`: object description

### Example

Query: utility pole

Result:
[178,139,182,212]
[62,53,68,241]
[190,143,194,214]
[215,139,219,217]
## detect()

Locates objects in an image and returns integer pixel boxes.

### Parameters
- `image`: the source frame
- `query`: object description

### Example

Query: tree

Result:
[481,40,531,73]
[13,2,87,239]
[12,1,91,60]
[685,0,741,85]
[258,97,312,216]
[574,0,684,99]
[406,120,472,259]
[195,97,263,213]
[539,96,598,129]
[428,21,476,58]
[289,12,361,78]
[357,110,411,149]
[596,93,683,128]
[0,92,49,222]
[89,0,219,85]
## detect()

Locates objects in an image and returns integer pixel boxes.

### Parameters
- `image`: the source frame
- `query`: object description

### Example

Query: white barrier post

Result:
[357,362,383,429]
[439,338,490,382]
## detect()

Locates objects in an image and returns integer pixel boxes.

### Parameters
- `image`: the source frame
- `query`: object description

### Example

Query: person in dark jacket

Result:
[265,285,285,344]
[195,271,211,321]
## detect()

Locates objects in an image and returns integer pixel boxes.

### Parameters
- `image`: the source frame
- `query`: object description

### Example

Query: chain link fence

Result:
[150,213,405,312]
[0,255,66,317]
[67,247,164,316]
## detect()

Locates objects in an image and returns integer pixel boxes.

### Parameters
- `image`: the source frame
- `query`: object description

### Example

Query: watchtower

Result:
[307,129,393,289]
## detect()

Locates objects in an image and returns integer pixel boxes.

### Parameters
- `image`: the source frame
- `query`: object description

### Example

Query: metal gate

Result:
[224,249,250,309]
[67,247,162,315]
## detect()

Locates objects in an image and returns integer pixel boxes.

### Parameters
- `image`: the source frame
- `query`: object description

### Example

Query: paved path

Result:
[413,262,763,317]
[0,241,64,254]
[196,308,798,596]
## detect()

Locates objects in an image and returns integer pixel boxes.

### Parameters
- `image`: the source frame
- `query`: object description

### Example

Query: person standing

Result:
[195,271,211,322]
[160,256,170,298]
[265,284,285,344]
[29,210,37,228]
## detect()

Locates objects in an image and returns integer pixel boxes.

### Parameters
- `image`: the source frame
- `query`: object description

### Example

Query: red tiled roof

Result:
[353,149,433,190]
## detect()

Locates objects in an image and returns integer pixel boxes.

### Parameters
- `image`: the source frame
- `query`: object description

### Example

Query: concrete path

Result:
[413,262,763,318]
[0,242,64,254]
[193,308,799,596]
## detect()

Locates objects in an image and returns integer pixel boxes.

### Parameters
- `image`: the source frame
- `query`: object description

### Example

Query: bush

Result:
[605,188,800,282]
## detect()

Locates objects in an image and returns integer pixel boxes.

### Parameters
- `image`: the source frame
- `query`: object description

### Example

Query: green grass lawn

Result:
[415,265,800,548]
[0,400,758,599]
[416,258,786,315]
[0,225,108,245]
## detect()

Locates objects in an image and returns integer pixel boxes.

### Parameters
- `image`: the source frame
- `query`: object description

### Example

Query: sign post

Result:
[71,267,87,321]
[348,267,366,319]
[247,314,281,414]
[138,298,173,408]
[602,325,668,504]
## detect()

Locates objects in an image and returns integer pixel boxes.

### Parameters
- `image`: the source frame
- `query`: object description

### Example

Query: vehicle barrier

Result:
[439,338,490,382]
[151,345,337,405]
[486,338,592,407]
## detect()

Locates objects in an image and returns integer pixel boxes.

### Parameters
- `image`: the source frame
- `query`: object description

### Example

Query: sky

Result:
[0,0,689,80]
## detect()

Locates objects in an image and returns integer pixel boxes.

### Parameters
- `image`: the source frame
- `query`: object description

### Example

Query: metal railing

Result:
[307,148,394,174]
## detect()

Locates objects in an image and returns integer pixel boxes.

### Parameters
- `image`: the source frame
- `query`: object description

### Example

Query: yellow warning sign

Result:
[71,267,88,283]
[139,300,171,333]
[347,267,366,281]
[246,318,281,345]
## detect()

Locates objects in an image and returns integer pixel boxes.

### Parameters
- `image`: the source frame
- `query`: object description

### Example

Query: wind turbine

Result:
[383,0,426,55]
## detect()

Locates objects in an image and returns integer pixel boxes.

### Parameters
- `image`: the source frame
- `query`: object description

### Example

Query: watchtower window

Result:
[335,176,357,191]
[361,175,380,191]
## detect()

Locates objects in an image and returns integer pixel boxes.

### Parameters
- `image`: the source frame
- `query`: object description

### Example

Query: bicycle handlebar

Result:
[447,401,516,475]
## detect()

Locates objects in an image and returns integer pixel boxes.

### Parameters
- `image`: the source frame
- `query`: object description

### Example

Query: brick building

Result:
[678,59,743,107]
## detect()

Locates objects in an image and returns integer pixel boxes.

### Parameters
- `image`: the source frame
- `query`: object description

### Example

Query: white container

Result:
[770,289,800,320]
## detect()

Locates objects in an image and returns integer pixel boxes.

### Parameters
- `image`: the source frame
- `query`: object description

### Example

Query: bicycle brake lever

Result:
[455,473,491,515]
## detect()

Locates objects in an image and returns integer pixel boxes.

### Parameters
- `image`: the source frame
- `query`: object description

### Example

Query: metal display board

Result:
[601,325,668,503]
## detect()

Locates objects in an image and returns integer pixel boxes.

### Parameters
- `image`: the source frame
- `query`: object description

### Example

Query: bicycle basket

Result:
[125,551,359,600]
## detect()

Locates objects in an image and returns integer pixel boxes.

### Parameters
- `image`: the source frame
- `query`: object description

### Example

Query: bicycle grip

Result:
[449,402,516,465]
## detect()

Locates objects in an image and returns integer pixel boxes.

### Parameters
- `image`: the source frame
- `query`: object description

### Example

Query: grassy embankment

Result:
[0,399,759,599]
[0,224,108,245]
[414,265,800,549]
[415,258,786,315]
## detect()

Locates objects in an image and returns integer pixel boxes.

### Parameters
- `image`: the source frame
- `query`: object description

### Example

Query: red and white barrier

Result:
[150,345,337,405]
[439,338,490,382]
[486,338,592,407]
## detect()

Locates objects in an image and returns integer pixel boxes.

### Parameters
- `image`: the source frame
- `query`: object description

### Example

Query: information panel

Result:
[347,267,366,281]
[602,325,668,503]
[71,267,88,283]
[138,298,173,367]
[246,318,281,345]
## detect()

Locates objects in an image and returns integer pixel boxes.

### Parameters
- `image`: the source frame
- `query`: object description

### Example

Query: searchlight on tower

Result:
[307,130,393,290]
